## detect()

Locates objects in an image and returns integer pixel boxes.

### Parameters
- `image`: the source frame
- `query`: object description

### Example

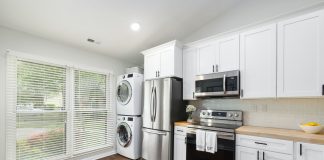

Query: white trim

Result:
[5,49,114,75]
[79,149,116,160]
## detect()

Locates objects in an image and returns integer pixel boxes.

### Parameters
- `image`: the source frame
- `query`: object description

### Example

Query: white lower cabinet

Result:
[236,146,258,160]
[295,142,324,160]
[174,126,186,160]
[263,151,293,160]
[236,134,293,160]
[236,146,293,160]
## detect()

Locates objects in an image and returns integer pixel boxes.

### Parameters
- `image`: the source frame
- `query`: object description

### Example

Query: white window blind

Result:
[6,54,114,160]
[73,70,114,153]
[7,56,67,160]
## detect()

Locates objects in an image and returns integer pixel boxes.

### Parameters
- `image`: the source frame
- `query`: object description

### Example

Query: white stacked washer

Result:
[116,73,143,159]
[116,115,142,159]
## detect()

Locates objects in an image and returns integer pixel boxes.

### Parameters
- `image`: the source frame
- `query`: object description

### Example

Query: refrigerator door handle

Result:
[153,86,157,122]
[150,85,154,122]
[143,128,167,135]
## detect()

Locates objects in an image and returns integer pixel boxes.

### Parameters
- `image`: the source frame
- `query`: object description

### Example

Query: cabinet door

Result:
[278,10,324,97]
[174,134,186,160]
[240,24,277,98]
[217,34,240,72]
[296,142,324,160]
[263,151,293,160]
[144,53,160,80]
[196,43,217,75]
[183,47,197,100]
[236,146,258,160]
[160,49,174,78]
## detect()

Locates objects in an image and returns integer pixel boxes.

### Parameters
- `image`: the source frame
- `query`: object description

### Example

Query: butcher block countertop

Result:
[174,121,191,127]
[236,126,324,145]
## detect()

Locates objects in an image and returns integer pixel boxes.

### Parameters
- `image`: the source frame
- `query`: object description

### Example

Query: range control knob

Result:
[207,112,211,116]
[202,112,206,115]
[228,113,233,117]
[234,113,239,117]
[122,117,125,120]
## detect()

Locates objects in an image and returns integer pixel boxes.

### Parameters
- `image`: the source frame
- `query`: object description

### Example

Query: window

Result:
[73,70,114,153]
[6,54,114,160]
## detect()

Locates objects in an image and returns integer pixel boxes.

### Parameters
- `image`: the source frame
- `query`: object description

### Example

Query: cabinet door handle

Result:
[257,150,259,160]
[212,65,215,72]
[215,64,219,72]
[263,151,265,160]
[322,85,324,95]
[193,92,195,99]
[176,129,183,132]
[157,71,160,77]
[240,89,244,97]
[155,71,157,77]
[300,143,303,156]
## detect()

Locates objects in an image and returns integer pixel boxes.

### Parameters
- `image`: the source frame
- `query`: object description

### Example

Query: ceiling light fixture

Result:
[130,23,141,31]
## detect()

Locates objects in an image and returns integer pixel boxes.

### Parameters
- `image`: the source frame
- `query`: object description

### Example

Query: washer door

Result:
[117,122,132,147]
[116,80,132,105]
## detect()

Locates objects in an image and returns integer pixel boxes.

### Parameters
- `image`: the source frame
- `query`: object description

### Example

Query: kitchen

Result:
[1,0,324,160]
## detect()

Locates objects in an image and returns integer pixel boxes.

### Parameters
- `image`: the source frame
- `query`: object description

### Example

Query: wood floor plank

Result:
[99,154,130,160]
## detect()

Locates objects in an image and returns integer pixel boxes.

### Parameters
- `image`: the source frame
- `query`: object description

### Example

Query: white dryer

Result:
[116,73,143,115]
[116,115,142,159]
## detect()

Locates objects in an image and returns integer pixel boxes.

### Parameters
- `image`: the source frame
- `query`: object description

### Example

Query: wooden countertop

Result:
[236,126,324,145]
[174,121,191,127]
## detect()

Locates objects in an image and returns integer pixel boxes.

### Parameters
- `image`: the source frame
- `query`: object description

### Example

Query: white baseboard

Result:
[80,150,116,160]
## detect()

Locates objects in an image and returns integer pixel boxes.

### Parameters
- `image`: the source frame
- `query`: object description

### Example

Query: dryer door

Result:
[117,122,132,147]
[117,80,132,105]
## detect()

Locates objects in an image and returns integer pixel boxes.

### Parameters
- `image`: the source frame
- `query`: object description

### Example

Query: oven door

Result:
[186,132,235,160]
[195,70,240,97]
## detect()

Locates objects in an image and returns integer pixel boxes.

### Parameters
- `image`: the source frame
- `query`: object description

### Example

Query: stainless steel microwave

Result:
[195,70,240,98]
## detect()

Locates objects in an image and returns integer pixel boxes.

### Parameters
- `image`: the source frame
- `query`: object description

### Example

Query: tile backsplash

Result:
[189,98,324,130]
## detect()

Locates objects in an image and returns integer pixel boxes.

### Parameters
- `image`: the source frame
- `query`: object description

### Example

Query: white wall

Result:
[0,26,133,160]
[184,0,324,131]
[183,0,324,43]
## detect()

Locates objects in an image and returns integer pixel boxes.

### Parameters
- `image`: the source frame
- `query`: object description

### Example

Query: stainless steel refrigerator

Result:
[142,78,185,160]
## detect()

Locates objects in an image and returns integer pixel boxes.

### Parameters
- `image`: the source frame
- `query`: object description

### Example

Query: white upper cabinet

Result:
[277,10,324,97]
[142,40,183,80]
[196,34,240,75]
[196,43,217,75]
[217,34,240,72]
[240,24,277,99]
[296,142,324,160]
[144,53,161,80]
[183,47,197,100]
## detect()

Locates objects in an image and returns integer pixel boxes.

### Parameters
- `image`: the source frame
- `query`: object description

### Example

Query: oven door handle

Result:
[186,130,235,140]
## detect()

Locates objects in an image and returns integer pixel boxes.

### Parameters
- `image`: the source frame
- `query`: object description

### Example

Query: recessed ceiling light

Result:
[130,23,141,31]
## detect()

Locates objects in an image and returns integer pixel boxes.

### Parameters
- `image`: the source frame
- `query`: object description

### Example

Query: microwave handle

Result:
[223,74,226,93]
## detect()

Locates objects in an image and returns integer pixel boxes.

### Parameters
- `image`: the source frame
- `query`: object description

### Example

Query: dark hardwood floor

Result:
[99,154,130,160]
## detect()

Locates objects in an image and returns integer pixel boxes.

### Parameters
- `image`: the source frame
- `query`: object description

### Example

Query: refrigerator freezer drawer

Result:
[142,128,170,160]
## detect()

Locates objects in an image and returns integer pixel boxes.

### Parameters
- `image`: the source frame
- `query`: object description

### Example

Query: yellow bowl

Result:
[299,124,324,134]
